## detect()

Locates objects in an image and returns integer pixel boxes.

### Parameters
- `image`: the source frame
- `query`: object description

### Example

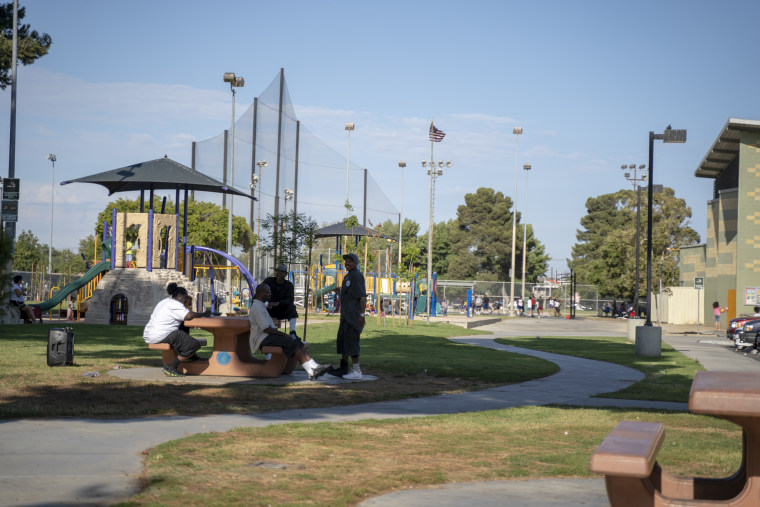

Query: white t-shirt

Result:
[143,298,189,343]
[249,299,276,352]
[10,282,24,304]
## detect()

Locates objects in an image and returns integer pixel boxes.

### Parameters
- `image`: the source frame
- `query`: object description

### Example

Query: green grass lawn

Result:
[495,335,703,402]
[4,319,733,507]
[0,320,558,419]
[128,406,741,507]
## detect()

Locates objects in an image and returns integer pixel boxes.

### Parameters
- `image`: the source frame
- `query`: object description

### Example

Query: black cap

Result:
[342,253,359,265]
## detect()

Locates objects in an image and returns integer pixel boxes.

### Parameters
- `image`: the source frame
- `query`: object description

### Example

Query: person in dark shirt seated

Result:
[262,264,301,340]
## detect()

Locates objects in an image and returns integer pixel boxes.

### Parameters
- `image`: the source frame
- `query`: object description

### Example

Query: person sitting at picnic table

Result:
[143,283,211,377]
[262,264,301,339]
[249,284,331,381]
[10,275,36,324]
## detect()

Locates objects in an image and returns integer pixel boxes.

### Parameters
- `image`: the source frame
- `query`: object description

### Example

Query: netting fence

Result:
[193,70,399,281]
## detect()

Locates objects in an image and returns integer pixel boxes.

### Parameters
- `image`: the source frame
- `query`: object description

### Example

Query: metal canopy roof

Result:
[695,118,760,179]
[60,156,254,199]
[313,221,387,239]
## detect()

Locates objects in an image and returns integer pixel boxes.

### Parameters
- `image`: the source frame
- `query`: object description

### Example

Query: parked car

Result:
[727,316,759,341]
[733,319,760,348]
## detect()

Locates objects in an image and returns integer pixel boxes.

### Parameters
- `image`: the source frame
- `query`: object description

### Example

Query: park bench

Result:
[591,370,760,506]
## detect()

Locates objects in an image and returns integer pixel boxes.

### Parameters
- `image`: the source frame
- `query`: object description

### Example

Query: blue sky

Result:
[4,0,760,275]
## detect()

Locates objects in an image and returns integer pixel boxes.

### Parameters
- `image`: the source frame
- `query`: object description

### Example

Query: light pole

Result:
[521,163,531,301]
[421,158,451,324]
[223,72,244,308]
[345,122,354,215]
[510,127,522,314]
[636,126,686,357]
[46,153,56,275]
[283,188,293,262]
[254,160,267,279]
[397,161,406,267]
[622,163,647,317]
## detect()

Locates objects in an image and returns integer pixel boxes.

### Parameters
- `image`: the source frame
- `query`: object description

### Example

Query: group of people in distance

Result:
[143,252,367,381]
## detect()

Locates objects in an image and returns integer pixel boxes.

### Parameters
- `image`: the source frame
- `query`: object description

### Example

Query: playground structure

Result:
[302,257,441,323]
[17,206,255,326]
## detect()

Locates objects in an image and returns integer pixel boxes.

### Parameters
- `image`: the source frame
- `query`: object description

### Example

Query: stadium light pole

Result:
[345,123,354,216]
[254,160,267,279]
[46,153,56,275]
[397,161,406,267]
[622,163,647,317]
[223,72,244,308]
[521,163,531,301]
[283,188,294,262]
[421,159,451,324]
[510,127,522,314]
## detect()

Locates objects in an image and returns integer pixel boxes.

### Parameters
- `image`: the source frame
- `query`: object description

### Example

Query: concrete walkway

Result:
[0,318,755,506]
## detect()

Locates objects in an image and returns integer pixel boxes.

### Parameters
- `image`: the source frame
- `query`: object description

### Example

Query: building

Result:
[686,118,760,320]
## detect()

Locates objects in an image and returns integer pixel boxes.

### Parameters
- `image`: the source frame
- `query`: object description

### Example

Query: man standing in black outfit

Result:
[262,264,300,340]
[329,253,366,380]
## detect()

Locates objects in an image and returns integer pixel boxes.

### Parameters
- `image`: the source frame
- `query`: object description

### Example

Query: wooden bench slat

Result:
[589,420,665,478]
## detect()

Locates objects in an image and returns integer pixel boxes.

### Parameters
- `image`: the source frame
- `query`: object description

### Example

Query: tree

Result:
[12,229,44,271]
[375,218,423,279]
[0,3,52,89]
[259,211,317,266]
[416,220,453,278]
[569,188,700,299]
[446,187,549,281]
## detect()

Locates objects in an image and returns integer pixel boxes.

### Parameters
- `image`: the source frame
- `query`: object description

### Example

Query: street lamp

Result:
[421,159,451,324]
[510,127,522,314]
[345,122,355,215]
[254,160,267,279]
[46,153,56,275]
[397,161,406,268]
[622,163,647,317]
[637,126,686,357]
[521,163,531,301]
[223,72,244,308]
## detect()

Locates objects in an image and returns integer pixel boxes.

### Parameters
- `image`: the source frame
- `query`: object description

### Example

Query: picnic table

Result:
[590,370,760,506]
[149,316,298,377]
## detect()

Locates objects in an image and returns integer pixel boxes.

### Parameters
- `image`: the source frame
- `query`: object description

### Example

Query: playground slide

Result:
[188,246,256,305]
[29,261,111,312]
[313,281,337,299]
[311,267,339,300]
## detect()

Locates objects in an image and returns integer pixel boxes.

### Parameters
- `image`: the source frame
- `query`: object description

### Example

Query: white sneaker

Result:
[342,369,362,380]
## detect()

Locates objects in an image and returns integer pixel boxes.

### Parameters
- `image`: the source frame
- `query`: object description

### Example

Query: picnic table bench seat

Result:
[590,420,665,506]
[591,371,760,506]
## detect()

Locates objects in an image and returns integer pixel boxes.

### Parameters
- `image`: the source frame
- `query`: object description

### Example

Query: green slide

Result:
[30,261,111,312]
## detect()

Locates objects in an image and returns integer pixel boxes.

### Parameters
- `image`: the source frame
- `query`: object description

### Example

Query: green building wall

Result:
[735,131,760,312]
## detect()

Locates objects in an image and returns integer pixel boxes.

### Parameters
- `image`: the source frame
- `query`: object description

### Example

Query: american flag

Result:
[429,122,446,142]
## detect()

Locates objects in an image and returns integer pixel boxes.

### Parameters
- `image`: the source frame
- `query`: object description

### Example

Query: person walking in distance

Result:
[329,253,367,380]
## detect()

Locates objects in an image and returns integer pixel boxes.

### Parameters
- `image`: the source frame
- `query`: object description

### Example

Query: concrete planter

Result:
[635,325,662,357]
[627,318,645,342]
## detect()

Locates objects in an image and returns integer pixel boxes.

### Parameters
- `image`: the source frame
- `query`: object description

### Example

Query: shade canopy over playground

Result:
[60,156,254,199]
[313,221,387,239]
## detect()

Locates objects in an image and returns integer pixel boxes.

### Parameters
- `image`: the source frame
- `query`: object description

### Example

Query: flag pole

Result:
[426,123,434,325]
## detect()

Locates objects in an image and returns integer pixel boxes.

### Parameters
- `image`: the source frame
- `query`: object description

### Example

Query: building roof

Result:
[695,118,760,179]
[61,156,254,199]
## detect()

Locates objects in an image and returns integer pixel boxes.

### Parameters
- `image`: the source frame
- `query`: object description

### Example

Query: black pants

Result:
[160,329,202,358]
